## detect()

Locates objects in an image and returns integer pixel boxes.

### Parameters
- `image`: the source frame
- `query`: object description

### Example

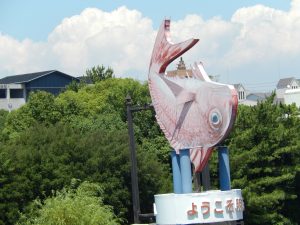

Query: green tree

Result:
[229,95,300,224]
[17,181,119,225]
[2,91,61,139]
[0,123,171,224]
[2,78,155,139]
[0,109,8,138]
[0,77,172,224]
[0,110,8,128]
[83,65,114,83]
[65,80,86,92]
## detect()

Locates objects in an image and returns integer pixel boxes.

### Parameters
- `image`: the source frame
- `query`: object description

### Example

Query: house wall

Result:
[284,89,300,107]
[238,99,257,106]
[0,98,26,111]
[235,86,246,101]
[0,84,25,111]
[276,88,286,99]
[0,71,77,111]
[290,80,299,89]
[276,79,300,99]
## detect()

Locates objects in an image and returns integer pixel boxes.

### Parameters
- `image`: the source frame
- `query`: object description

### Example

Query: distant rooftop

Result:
[0,70,78,84]
[166,57,193,78]
[250,92,272,98]
[233,83,244,89]
[276,77,298,89]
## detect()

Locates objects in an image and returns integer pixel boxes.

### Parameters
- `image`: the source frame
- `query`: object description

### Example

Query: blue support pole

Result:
[218,146,231,191]
[179,149,192,193]
[171,150,182,194]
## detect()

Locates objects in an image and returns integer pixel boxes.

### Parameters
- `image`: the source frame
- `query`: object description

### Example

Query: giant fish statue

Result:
[148,19,238,172]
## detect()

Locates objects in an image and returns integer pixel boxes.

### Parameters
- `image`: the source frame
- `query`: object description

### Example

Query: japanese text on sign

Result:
[187,198,244,218]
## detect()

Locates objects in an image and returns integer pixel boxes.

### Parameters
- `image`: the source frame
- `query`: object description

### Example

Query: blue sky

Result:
[0,0,298,91]
[0,0,290,41]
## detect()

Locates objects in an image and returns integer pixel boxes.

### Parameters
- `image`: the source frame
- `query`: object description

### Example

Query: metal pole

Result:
[171,150,182,194]
[218,146,231,191]
[126,95,140,224]
[201,163,211,191]
[179,149,193,193]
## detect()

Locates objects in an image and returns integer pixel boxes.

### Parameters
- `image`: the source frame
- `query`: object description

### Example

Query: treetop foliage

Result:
[228,94,300,224]
[83,65,114,84]
[17,181,119,225]
[0,71,171,224]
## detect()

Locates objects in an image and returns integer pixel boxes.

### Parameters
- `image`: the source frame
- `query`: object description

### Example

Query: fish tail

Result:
[190,147,214,172]
[149,19,199,74]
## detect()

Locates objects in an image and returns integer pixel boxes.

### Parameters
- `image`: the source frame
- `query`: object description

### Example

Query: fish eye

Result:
[211,112,219,124]
[209,109,222,130]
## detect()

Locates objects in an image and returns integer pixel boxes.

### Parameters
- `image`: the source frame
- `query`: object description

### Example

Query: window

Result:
[10,89,23,98]
[238,91,245,100]
[0,89,6,98]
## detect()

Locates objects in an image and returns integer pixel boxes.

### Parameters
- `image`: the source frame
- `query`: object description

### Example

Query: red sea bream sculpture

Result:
[148,20,238,172]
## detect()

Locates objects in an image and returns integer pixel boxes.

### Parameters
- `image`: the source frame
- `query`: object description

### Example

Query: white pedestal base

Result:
[154,189,244,224]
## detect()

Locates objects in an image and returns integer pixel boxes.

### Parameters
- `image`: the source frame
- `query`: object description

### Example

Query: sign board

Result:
[0,84,23,89]
[154,189,244,224]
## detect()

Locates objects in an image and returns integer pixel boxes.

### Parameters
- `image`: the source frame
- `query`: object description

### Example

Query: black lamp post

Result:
[125,94,153,224]
[126,94,212,223]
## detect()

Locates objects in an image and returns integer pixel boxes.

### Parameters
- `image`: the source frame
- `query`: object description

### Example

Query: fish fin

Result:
[171,101,193,140]
[159,75,196,103]
[192,62,212,82]
[150,19,199,74]
[190,147,214,172]
[176,90,196,104]
[159,75,183,97]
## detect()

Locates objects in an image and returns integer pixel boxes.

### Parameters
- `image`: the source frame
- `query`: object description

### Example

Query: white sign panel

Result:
[0,84,23,89]
[154,189,244,224]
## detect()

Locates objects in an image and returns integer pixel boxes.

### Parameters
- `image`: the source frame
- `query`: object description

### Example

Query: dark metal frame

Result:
[125,94,153,224]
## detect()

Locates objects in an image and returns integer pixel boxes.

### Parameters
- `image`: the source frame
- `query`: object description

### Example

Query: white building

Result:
[275,77,300,107]
[284,89,300,107]
[233,84,246,101]
[276,77,300,100]
[0,70,79,111]
[233,83,261,106]
[232,77,300,107]
[0,83,26,111]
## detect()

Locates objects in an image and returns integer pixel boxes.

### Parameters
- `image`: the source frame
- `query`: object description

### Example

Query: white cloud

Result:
[0,1,300,89]
[168,1,300,87]
[48,6,155,78]
[227,4,299,64]
[0,6,155,79]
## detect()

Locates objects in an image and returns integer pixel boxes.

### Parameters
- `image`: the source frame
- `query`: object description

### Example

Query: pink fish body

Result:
[148,20,238,172]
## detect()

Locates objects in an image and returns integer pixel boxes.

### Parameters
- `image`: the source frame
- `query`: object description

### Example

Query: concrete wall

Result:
[0,98,26,111]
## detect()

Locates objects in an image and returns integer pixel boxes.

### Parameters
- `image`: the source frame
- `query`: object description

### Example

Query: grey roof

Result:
[276,77,296,89]
[233,83,245,90]
[248,92,272,98]
[233,84,240,89]
[0,70,78,84]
